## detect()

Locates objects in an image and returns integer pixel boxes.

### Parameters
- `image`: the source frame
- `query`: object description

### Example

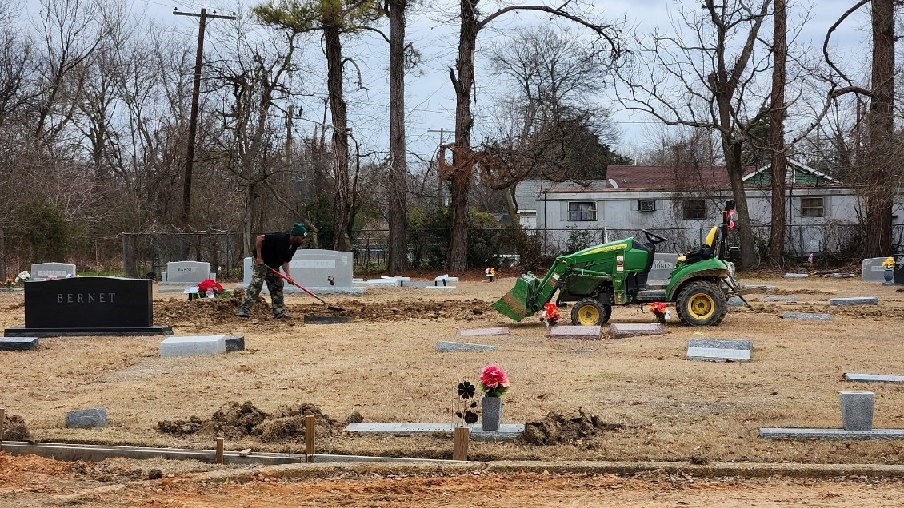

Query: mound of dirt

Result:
[520,409,622,446]
[211,401,268,439]
[156,416,205,437]
[2,413,31,441]
[157,401,344,442]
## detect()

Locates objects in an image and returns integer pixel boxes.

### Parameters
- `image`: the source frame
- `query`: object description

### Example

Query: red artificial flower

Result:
[649,302,667,314]
[198,279,223,294]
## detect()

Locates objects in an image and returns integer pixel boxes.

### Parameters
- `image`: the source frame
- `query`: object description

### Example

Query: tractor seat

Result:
[681,225,720,264]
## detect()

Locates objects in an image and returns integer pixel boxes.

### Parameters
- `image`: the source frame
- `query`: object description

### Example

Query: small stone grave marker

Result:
[784,273,809,279]
[458,327,509,337]
[840,391,874,431]
[608,322,665,339]
[0,337,39,351]
[30,262,76,281]
[686,339,752,363]
[66,408,107,429]
[844,373,904,384]
[829,296,878,306]
[782,312,832,321]
[547,325,601,340]
[434,275,459,286]
[436,341,497,352]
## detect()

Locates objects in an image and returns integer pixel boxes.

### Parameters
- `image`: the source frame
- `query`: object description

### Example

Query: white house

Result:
[515,161,904,256]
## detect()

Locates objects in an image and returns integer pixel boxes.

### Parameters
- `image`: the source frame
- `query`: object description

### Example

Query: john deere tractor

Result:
[493,201,744,326]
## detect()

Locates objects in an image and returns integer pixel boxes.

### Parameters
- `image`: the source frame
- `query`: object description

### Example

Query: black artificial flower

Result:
[457,381,476,399]
[464,410,478,424]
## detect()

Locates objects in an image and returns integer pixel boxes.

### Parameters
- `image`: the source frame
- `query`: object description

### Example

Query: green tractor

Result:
[493,201,744,326]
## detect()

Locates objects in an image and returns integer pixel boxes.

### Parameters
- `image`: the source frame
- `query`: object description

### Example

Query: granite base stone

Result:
[686,347,751,363]
[224,335,245,352]
[0,337,39,351]
[844,373,904,384]
[66,408,108,429]
[160,335,227,357]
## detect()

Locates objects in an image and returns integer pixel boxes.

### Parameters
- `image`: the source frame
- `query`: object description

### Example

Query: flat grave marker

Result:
[66,408,108,429]
[160,335,230,357]
[608,322,666,339]
[436,341,497,353]
[784,273,809,279]
[829,297,878,306]
[762,296,797,303]
[345,422,524,441]
[458,327,509,337]
[686,338,753,363]
[844,373,904,384]
[782,312,832,321]
[547,325,601,340]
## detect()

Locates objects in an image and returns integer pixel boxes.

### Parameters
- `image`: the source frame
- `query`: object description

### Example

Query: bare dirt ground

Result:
[2,270,904,505]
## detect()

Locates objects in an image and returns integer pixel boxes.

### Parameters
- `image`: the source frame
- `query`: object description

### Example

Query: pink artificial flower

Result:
[480,364,509,389]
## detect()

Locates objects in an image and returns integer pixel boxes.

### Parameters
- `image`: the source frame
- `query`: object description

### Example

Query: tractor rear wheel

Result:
[570,299,612,326]
[676,280,727,326]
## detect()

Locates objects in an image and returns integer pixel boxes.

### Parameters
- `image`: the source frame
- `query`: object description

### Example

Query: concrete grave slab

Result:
[0,337,39,351]
[345,422,524,441]
[608,322,666,339]
[30,262,76,281]
[458,327,509,337]
[66,408,107,429]
[844,373,904,384]
[782,312,832,321]
[436,341,498,352]
[759,428,904,440]
[547,325,601,340]
[830,297,878,306]
[686,347,751,363]
[784,273,809,279]
[160,335,227,357]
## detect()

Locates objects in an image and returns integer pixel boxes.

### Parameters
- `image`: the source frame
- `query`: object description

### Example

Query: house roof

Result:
[543,160,841,192]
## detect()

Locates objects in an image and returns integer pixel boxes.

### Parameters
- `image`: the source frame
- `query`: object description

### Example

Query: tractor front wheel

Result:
[570,299,612,326]
[676,281,727,326]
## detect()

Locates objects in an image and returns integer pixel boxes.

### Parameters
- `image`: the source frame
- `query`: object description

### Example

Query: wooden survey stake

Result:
[215,437,224,464]
[305,415,315,458]
[453,426,469,461]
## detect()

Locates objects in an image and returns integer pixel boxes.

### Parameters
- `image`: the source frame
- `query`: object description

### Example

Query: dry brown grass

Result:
[2,274,904,465]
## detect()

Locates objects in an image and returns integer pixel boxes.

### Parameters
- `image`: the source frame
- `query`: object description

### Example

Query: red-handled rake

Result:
[268,267,345,313]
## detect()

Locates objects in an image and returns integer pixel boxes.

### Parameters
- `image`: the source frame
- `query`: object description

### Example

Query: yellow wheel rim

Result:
[577,305,600,325]
[687,293,715,320]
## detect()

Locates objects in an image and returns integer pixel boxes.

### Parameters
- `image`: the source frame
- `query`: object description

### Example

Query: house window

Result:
[568,201,596,221]
[682,199,707,220]
[638,199,656,212]
[801,197,824,217]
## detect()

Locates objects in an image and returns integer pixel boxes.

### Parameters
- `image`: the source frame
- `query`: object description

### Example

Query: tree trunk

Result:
[767,0,788,264]
[724,137,756,268]
[387,0,408,274]
[449,0,479,271]
[865,0,895,257]
[325,20,352,252]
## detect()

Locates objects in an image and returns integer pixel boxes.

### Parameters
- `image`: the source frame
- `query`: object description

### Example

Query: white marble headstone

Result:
[30,262,76,281]
[162,261,212,284]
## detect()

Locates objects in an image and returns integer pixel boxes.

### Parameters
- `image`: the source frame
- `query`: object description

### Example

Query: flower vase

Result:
[885,268,894,283]
[481,396,502,431]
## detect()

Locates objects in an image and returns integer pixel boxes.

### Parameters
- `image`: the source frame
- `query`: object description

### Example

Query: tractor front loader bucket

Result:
[492,275,534,321]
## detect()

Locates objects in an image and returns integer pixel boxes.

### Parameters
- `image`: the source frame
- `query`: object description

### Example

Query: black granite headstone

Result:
[5,276,171,337]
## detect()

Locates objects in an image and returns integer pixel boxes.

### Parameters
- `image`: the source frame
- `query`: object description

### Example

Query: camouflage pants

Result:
[240,264,287,317]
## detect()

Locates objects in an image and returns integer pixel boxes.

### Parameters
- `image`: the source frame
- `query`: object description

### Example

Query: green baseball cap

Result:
[290,223,307,237]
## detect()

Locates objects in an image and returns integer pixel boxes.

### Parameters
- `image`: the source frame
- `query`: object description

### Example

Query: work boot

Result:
[235,308,250,318]
[274,312,292,321]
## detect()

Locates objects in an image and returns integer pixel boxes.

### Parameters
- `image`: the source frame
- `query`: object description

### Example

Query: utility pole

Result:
[173,8,235,231]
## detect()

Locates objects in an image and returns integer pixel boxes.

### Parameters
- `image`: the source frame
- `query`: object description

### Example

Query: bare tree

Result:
[616,0,771,267]
[385,0,408,273]
[767,0,788,264]
[444,1,622,271]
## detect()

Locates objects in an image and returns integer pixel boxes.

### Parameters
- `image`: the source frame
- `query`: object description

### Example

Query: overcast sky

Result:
[141,0,870,164]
